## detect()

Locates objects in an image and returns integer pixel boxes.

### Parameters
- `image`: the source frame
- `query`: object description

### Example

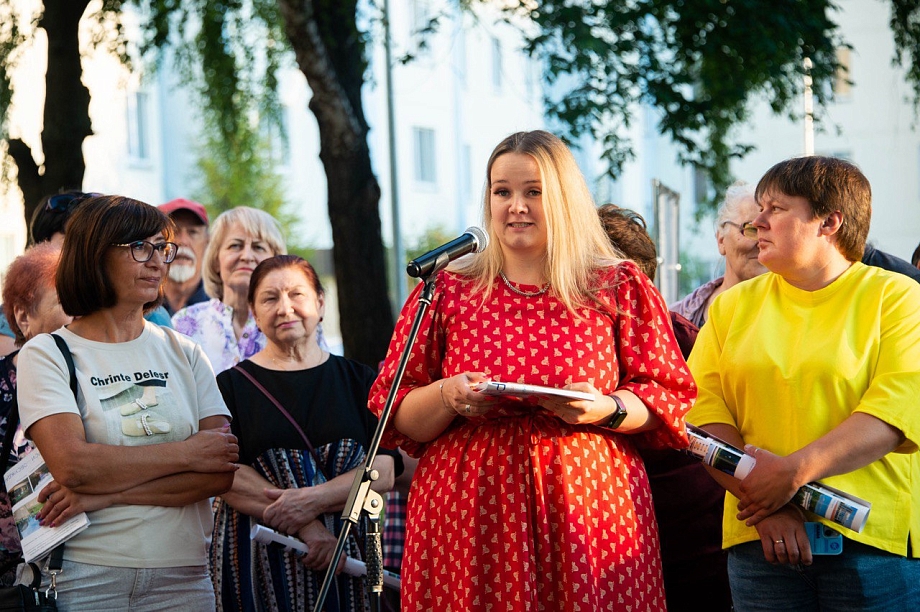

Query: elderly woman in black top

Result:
[211,255,397,612]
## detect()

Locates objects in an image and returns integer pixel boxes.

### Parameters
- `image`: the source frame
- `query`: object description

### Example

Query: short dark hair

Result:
[597,204,658,280]
[247,255,324,307]
[755,156,871,262]
[29,190,96,245]
[912,241,920,268]
[57,195,173,316]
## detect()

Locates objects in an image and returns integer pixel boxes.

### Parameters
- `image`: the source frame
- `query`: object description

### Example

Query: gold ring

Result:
[774,539,784,545]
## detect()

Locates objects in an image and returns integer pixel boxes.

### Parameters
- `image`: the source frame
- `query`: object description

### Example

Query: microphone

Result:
[406,227,488,278]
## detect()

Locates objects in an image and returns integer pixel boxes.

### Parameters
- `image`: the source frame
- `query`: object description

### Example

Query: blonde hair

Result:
[453,130,621,313]
[203,207,287,300]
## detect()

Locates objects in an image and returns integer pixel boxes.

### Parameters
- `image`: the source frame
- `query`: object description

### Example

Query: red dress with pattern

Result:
[369,262,695,611]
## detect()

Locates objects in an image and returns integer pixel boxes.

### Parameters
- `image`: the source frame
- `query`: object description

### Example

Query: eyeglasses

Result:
[111,240,179,263]
[45,192,101,212]
[721,220,758,240]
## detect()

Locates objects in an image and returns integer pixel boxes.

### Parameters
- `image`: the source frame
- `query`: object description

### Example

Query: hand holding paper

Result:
[473,380,594,402]
[736,446,805,526]
[682,425,870,533]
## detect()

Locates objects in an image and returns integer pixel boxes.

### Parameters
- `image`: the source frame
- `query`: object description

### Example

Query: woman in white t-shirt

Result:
[17,195,239,611]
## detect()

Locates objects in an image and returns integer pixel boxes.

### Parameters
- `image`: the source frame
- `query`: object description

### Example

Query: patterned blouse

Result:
[172,298,264,374]
[0,352,34,584]
[370,262,695,611]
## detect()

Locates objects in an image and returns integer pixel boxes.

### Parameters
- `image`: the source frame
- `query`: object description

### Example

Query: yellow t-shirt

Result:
[687,262,920,556]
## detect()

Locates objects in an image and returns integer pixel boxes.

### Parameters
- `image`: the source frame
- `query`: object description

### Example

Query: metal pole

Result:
[652,179,661,291]
[384,0,406,307]
[314,277,438,611]
[651,179,681,304]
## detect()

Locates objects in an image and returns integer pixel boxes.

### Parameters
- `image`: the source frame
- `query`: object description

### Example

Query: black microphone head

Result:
[406,226,489,278]
[464,226,488,253]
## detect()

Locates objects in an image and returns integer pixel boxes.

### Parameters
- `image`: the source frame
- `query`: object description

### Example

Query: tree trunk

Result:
[277,0,394,368]
[320,136,394,369]
[11,0,92,232]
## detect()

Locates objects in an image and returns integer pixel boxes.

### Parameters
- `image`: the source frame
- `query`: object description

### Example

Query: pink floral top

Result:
[172,298,264,374]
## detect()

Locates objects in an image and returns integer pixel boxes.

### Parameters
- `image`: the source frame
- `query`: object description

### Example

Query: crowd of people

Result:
[0,129,913,611]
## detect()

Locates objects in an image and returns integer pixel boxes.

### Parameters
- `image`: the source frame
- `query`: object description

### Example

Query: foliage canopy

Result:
[142,0,920,211]
[488,0,857,206]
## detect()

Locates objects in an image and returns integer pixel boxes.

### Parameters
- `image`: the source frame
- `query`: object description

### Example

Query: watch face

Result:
[608,396,628,429]
[608,410,627,429]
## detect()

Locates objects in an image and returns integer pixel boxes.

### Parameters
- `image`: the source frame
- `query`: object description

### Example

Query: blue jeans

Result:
[52,561,214,612]
[728,540,920,611]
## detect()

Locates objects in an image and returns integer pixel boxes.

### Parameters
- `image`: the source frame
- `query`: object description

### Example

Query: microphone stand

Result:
[314,275,438,611]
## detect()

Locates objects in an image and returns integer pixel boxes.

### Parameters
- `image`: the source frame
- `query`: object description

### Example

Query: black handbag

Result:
[0,334,78,612]
[0,557,59,611]
[0,586,57,612]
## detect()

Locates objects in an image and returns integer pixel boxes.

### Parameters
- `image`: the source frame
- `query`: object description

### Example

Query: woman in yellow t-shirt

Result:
[688,156,920,611]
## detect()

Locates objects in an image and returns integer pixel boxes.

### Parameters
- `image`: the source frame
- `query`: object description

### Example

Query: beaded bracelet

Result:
[438,382,455,416]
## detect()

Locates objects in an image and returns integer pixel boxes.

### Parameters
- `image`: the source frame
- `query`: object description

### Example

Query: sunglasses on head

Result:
[45,192,102,212]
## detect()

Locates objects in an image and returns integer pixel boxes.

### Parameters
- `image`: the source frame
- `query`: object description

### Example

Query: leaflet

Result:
[250,524,401,591]
[683,424,871,533]
[4,449,90,562]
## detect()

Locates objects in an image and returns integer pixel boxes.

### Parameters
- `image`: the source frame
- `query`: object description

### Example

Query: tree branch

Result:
[276,0,362,152]
[7,138,42,224]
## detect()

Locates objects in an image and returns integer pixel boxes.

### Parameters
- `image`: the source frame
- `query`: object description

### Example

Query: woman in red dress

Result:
[369,130,695,610]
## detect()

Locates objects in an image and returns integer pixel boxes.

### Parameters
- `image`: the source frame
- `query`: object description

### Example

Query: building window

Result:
[525,57,536,102]
[460,143,472,204]
[693,165,711,205]
[126,91,150,161]
[834,47,852,99]
[456,25,467,86]
[413,127,437,184]
[491,37,503,92]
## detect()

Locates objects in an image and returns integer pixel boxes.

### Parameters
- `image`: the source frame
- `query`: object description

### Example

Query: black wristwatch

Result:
[605,395,628,430]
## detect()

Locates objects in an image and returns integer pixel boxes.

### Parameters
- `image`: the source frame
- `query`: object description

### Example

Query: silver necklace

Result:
[499,271,549,297]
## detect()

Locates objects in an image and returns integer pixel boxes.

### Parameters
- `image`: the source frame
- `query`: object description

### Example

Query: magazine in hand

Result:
[473,380,594,402]
[683,424,871,533]
[4,448,90,562]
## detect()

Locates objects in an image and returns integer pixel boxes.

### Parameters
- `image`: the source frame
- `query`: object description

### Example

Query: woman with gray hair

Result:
[671,182,767,326]
[173,207,286,373]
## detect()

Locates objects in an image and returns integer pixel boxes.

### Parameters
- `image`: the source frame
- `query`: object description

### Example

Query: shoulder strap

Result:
[47,542,64,572]
[50,333,78,402]
[231,364,329,480]
[39,334,77,564]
